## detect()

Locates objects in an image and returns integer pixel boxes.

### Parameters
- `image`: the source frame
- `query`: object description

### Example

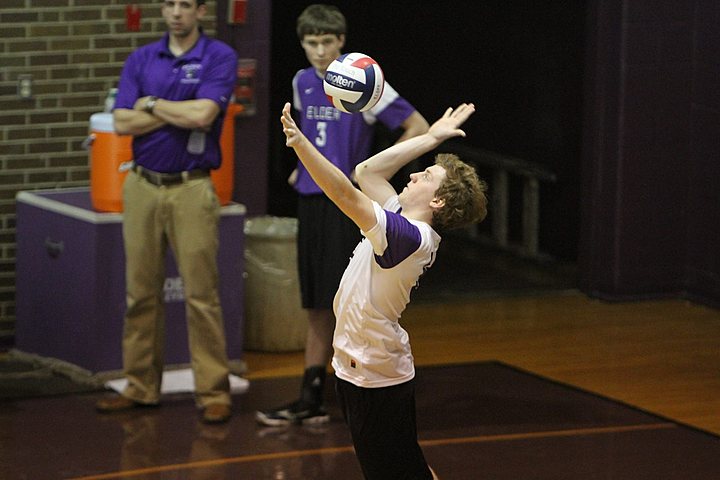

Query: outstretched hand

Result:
[280,102,304,147]
[428,103,475,143]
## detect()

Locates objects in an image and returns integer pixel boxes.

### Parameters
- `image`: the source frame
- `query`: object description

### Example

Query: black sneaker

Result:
[255,400,330,426]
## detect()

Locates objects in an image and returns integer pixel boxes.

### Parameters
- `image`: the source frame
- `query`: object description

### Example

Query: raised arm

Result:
[355,103,476,205]
[280,103,377,232]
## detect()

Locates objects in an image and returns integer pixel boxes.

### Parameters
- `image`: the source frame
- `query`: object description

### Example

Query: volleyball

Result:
[323,52,385,113]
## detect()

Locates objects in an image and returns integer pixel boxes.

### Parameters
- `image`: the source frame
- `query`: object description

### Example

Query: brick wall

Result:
[0,0,218,347]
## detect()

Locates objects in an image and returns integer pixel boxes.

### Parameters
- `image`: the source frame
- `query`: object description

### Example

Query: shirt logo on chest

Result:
[180,63,202,84]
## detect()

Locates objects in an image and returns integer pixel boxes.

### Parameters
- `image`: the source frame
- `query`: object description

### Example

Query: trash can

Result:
[243,216,308,352]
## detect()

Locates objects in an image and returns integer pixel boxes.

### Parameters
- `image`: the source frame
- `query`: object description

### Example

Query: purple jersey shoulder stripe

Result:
[374,210,421,269]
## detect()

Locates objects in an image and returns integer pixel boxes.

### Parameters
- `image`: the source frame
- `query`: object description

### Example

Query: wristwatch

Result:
[144,96,158,114]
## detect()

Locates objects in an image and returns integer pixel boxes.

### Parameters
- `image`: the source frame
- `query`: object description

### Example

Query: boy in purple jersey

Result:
[257,4,429,426]
[95,0,236,424]
[280,101,487,479]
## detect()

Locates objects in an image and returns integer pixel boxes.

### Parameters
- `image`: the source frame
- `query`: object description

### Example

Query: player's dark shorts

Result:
[335,376,434,480]
[297,194,361,309]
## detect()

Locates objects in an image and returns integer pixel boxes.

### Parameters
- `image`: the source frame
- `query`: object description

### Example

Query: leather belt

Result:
[132,165,210,187]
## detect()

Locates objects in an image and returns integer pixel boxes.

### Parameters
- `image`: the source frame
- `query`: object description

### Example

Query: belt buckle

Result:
[147,170,162,186]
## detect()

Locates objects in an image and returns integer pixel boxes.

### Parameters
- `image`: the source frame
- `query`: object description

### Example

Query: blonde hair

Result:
[431,153,488,232]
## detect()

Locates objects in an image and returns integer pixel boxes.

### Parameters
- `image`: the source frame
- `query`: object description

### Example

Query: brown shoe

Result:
[202,404,232,424]
[96,395,153,413]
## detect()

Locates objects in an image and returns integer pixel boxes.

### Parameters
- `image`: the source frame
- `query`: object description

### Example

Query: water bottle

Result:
[187,130,206,154]
[104,88,118,113]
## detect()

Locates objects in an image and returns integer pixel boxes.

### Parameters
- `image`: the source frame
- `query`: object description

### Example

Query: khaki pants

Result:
[120,171,230,407]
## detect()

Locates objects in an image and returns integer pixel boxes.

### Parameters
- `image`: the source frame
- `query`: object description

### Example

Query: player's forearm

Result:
[355,131,439,181]
[293,136,377,231]
[293,136,356,203]
[281,101,376,230]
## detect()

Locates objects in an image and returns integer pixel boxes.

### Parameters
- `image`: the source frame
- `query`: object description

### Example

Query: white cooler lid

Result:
[90,112,115,133]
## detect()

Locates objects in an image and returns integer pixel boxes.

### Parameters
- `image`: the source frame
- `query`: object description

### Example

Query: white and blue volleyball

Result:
[323,52,385,113]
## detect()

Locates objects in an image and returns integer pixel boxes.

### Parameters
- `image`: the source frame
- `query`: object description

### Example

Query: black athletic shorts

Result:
[335,376,434,480]
[297,194,361,309]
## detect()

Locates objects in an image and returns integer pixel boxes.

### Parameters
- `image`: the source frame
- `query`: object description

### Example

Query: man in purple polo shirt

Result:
[95,0,237,424]
[257,4,430,427]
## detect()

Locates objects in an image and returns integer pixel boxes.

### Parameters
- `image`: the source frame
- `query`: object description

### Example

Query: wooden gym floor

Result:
[244,292,720,437]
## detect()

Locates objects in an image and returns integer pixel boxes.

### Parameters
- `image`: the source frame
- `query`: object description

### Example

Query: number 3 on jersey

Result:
[314,121,327,147]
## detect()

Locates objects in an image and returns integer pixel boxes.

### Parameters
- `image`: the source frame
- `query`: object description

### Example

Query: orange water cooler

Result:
[87,105,241,212]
